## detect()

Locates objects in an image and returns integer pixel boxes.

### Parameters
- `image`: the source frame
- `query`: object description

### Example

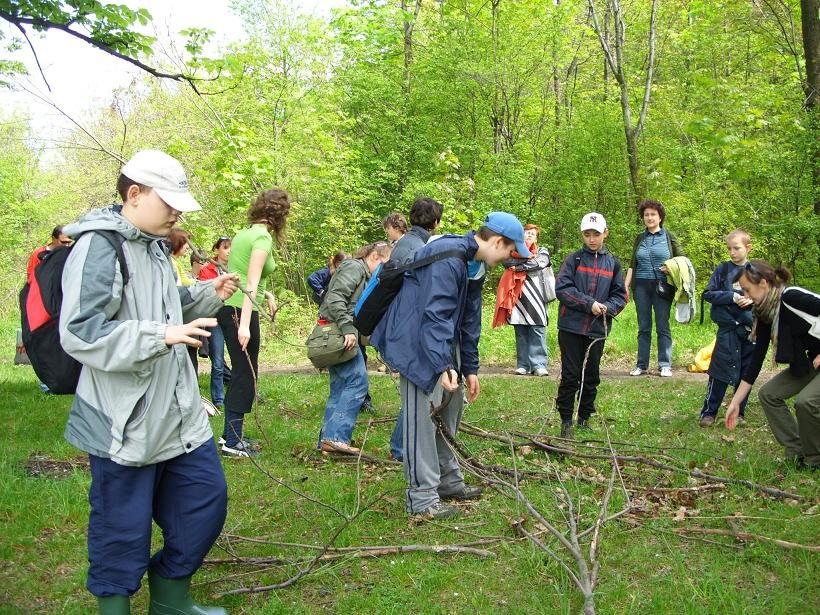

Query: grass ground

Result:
[0,301,817,614]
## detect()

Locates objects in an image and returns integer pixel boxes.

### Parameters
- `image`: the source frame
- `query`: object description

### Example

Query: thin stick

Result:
[676,528,820,552]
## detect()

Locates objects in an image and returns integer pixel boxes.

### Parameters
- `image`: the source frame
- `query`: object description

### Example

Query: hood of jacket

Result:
[64,205,166,246]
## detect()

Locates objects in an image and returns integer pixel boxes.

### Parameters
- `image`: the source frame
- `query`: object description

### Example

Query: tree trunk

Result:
[588,0,657,205]
[800,0,820,213]
[398,0,423,195]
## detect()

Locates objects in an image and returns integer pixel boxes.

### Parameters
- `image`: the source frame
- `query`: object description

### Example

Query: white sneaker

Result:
[660,367,673,377]
[629,367,645,376]
[221,441,260,458]
[533,367,549,377]
[514,368,528,375]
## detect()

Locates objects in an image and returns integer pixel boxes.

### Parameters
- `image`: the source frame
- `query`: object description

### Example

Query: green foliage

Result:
[1,0,817,316]
[0,0,154,51]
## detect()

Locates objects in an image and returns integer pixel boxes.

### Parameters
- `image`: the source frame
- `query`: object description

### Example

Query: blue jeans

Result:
[318,349,368,445]
[86,439,227,597]
[513,324,548,372]
[633,279,673,369]
[390,407,404,461]
[208,323,229,406]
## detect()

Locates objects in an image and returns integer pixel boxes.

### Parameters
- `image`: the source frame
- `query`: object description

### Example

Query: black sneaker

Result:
[796,457,819,471]
[577,418,592,431]
[221,441,260,458]
[360,399,376,413]
[560,422,574,439]
[415,501,459,520]
[439,485,484,501]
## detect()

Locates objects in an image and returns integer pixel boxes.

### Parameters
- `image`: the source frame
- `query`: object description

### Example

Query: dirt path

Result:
[254,362,719,382]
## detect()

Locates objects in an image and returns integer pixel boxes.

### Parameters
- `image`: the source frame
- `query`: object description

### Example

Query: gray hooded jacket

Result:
[60,207,224,466]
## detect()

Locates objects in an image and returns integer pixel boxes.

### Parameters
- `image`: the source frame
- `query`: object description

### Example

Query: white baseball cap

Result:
[580,212,607,233]
[121,150,202,213]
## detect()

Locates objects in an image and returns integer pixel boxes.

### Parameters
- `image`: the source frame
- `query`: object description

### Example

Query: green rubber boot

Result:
[147,569,227,615]
[97,595,130,614]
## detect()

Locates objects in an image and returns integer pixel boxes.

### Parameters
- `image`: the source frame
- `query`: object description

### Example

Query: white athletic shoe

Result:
[629,367,646,376]
[660,367,673,378]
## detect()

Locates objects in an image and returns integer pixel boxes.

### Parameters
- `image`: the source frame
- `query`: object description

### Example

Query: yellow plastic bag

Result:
[688,339,715,373]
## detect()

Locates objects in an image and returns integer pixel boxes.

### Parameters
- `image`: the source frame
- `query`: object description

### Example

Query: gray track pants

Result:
[400,375,467,513]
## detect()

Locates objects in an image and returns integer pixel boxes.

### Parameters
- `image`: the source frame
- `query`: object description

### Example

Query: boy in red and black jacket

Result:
[555,212,627,438]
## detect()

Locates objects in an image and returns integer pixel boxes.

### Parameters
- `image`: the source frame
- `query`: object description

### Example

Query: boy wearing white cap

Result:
[60,150,238,614]
[554,212,627,438]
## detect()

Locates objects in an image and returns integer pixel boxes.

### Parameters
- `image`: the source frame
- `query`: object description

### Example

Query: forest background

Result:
[0,0,818,318]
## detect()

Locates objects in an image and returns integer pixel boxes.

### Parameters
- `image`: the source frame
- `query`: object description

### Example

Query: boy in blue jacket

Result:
[698,229,755,426]
[372,212,530,519]
[555,213,627,438]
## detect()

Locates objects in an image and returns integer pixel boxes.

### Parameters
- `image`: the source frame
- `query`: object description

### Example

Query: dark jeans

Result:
[556,329,605,423]
[700,377,748,418]
[633,278,673,369]
[86,439,227,597]
[218,306,260,447]
[208,323,231,406]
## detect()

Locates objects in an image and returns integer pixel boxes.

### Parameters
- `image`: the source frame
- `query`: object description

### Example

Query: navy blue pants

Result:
[700,377,748,418]
[86,439,227,597]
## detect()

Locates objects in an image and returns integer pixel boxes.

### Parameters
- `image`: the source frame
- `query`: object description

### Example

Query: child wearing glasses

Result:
[698,229,755,427]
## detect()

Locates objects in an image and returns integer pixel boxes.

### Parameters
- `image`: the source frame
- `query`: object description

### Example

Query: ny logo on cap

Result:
[588,215,598,222]
[178,179,188,189]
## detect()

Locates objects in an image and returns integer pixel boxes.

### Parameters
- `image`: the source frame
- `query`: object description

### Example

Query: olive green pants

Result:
[758,368,820,466]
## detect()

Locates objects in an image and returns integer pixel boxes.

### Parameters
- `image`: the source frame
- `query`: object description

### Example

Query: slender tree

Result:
[588,0,658,205]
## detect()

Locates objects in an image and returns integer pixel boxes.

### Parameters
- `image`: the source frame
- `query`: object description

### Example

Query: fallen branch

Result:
[676,527,820,552]
[206,542,496,565]
[519,434,804,501]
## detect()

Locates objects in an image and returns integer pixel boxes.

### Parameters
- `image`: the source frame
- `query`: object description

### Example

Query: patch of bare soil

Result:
[23,453,89,479]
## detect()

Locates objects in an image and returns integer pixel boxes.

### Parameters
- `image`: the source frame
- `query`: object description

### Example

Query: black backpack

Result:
[353,249,465,336]
[19,230,129,394]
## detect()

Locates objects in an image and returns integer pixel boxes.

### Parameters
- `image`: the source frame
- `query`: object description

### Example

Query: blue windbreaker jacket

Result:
[371,233,481,394]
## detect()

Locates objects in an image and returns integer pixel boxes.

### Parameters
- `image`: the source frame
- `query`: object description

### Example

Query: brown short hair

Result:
[248,188,291,241]
[354,241,392,260]
[523,224,540,235]
[168,228,191,255]
[733,260,791,286]
[116,174,148,202]
[382,212,408,234]
[476,226,515,248]
[638,199,666,226]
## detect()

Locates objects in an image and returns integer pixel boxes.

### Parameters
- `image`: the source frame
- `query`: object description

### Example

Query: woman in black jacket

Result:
[726,261,820,470]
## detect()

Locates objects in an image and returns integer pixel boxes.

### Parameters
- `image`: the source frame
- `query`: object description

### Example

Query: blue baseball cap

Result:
[483,212,531,257]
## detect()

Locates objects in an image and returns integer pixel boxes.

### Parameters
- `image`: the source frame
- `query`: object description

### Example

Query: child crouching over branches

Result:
[726,261,819,470]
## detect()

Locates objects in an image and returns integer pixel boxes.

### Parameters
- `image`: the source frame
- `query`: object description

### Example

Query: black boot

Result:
[148,569,227,615]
